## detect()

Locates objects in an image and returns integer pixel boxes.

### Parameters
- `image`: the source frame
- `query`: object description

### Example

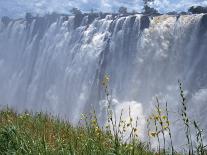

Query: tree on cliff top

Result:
[70,8,82,15]
[118,6,128,14]
[142,0,158,14]
[143,0,154,5]
[188,6,207,14]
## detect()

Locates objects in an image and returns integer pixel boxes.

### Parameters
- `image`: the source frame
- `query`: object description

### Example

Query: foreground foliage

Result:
[0,76,206,155]
[0,108,153,155]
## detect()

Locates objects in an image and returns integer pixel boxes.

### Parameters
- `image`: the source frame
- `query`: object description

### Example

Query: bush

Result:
[118,7,128,14]
[188,6,207,14]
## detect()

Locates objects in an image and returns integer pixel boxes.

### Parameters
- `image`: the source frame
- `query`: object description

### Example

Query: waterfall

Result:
[0,13,207,145]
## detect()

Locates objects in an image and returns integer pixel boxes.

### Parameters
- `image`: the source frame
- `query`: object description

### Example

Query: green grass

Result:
[0,108,153,155]
[0,79,206,155]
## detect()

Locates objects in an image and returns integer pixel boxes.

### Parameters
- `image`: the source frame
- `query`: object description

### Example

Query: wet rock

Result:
[201,14,207,28]
[140,15,150,30]
[1,16,10,26]
[62,16,69,22]
[179,12,189,15]
[167,11,178,15]
[74,14,84,28]
[87,13,99,25]
[129,16,136,27]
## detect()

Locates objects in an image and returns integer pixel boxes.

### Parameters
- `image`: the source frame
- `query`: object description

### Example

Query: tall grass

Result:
[0,76,206,155]
[0,108,153,155]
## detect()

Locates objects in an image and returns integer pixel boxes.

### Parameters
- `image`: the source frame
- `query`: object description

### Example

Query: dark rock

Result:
[197,14,207,34]
[87,13,99,25]
[129,16,136,27]
[74,14,84,28]
[1,16,10,26]
[108,21,116,33]
[167,11,178,15]
[140,15,150,30]
[201,14,207,28]
[62,16,69,22]
[31,13,59,39]
[25,13,33,23]
[179,11,189,15]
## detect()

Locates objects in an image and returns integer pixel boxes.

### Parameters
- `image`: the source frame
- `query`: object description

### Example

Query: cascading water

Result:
[0,13,207,146]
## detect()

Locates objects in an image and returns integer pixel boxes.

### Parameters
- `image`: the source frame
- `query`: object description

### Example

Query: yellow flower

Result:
[154,115,159,120]
[162,116,167,120]
[95,127,99,131]
[163,126,168,130]
[91,119,96,124]
[102,74,110,86]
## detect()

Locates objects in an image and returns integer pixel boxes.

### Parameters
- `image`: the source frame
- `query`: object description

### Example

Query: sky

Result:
[0,0,207,18]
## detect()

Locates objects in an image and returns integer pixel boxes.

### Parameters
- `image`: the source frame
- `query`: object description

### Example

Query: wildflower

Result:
[92,119,96,124]
[95,127,99,132]
[150,132,157,137]
[102,74,110,87]
[163,126,168,130]
[162,116,167,120]
[154,115,159,120]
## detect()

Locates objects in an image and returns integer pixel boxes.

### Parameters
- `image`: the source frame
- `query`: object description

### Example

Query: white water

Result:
[0,13,207,146]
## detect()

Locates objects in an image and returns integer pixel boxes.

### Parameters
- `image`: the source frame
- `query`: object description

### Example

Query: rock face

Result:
[188,6,207,14]
[201,14,207,27]
[74,14,84,28]
[140,15,150,30]
[1,16,10,26]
